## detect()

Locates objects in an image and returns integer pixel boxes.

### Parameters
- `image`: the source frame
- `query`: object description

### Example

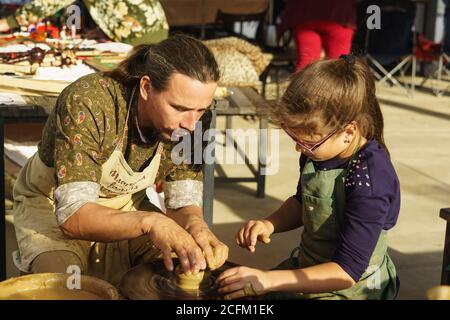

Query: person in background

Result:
[277,0,356,71]
[0,0,169,45]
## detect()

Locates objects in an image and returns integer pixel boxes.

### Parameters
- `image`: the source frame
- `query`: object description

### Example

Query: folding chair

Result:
[416,35,450,96]
[260,30,296,99]
[421,3,450,97]
[434,52,450,96]
[213,9,268,45]
[363,1,417,96]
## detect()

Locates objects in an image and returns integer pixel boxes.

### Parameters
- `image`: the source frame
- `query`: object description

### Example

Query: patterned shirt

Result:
[6,0,169,45]
[38,72,209,224]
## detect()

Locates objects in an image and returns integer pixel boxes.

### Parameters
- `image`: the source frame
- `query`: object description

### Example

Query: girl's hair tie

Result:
[339,54,356,68]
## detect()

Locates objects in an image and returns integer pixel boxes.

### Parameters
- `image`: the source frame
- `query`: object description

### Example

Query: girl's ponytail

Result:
[362,62,390,157]
[369,95,390,157]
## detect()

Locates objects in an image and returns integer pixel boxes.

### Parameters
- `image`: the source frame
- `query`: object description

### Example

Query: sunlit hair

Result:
[106,33,220,91]
[271,57,389,155]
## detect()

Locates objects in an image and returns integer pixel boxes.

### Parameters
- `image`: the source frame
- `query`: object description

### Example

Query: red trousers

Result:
[293,21,354,71]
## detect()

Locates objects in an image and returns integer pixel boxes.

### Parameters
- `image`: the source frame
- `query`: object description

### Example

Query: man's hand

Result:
[144,213,207,275]
[60,202,207,275]
[186,219,229,270]
[0,19,11,33]
[167,206,229,270]
[236,219,274,252]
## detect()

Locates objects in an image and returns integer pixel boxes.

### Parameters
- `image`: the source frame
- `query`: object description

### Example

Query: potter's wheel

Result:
[119,259,237,300]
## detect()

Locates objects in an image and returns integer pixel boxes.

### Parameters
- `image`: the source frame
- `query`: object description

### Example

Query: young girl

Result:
[217,55,400,300]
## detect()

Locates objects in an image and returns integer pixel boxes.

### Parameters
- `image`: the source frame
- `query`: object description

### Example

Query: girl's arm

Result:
[218,262,355,299]
[236,196,303,252]
[268,262,356,293]
[266,196,304,233]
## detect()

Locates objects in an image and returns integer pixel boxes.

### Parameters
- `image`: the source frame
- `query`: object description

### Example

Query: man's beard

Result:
[137,113,191,144]
[139,125,175,143]
[158,131,175,143]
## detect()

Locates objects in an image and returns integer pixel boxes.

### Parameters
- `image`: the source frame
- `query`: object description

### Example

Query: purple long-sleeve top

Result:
[294,139,400,282]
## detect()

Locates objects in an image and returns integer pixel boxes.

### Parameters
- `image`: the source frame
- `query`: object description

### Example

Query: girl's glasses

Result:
[284,127,339,154]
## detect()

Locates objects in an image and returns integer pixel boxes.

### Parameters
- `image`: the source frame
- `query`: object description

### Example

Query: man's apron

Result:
[268,156,399,300]
[12,87,164,286]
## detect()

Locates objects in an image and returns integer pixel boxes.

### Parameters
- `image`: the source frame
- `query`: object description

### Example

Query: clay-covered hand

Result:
[187,222,229,270]
[0,19,11,33]
[217,266,272,300]
[236,219,274,252]
[145,213,206,275]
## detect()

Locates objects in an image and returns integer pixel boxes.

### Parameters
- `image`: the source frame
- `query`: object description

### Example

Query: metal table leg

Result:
[440,208,450,285]
[0,117,6,280]
[202,110,216,228]
[257,116,268,198]
[225,115,233,131]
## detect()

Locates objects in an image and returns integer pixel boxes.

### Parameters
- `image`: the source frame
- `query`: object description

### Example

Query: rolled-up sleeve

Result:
[51,75,113,225]
[163,162,204,209]
[164,180,203,210]
[54,181,100,225]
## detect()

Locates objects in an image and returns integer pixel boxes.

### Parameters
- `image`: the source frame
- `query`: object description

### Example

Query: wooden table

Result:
[0,87,268,280]
[199,86,269,226]
[440,208,450,285]
[160,0,270,26]
[214,87,268,198]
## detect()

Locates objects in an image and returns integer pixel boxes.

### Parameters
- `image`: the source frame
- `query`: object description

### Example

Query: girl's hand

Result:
[236,219,274,252]
[217,266,272,300]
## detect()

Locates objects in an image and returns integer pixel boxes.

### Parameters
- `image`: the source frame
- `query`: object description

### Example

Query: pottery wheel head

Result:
[119,259,237,300]
[174,265,208,291]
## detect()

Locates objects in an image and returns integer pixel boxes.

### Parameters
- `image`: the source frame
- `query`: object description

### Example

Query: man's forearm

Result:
[166,205,206,231]
[60,202,157,242]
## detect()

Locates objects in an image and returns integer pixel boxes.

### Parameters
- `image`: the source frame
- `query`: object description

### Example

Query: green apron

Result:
[268,156,399,300]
